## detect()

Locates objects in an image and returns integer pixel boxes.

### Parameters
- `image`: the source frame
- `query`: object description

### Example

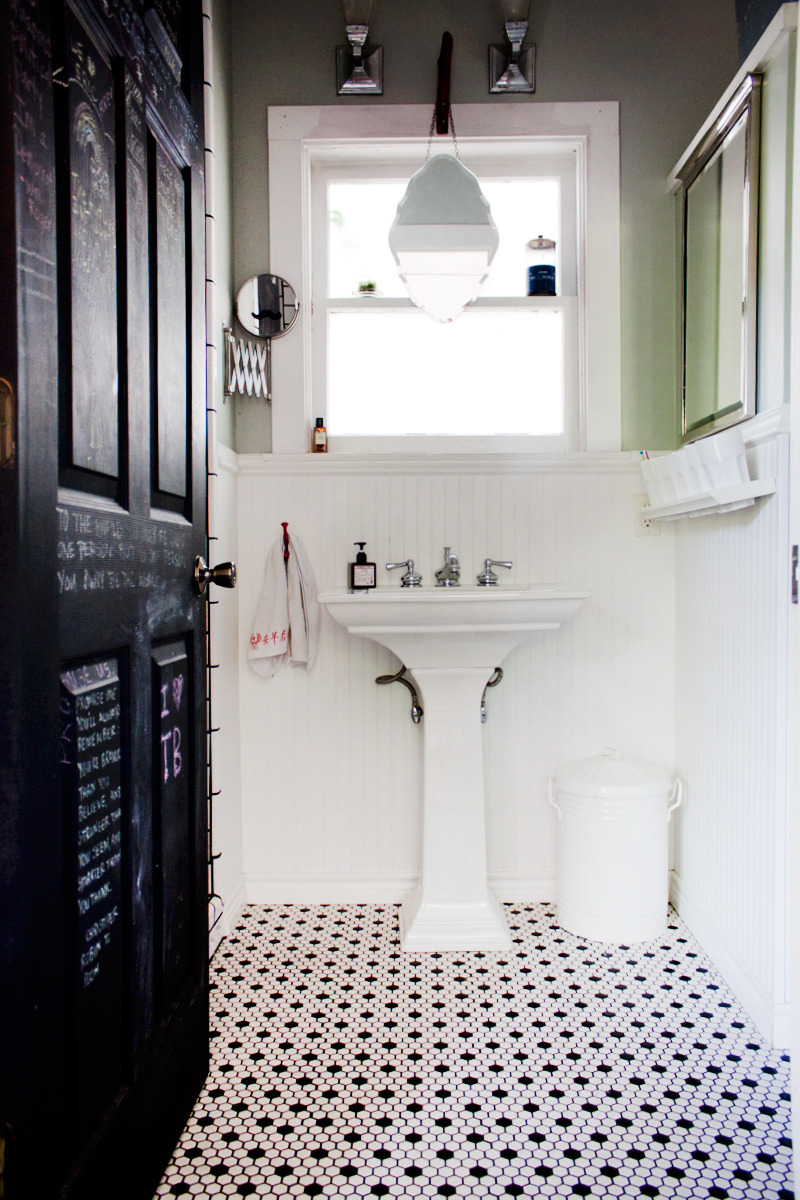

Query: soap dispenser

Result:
[349,542,376,591]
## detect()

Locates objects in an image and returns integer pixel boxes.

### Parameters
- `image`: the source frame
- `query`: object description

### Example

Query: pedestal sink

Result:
[317,587,590,951]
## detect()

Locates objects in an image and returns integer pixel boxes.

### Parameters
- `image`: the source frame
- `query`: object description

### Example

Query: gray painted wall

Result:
[229,0,739,451]
[210,0,235,449]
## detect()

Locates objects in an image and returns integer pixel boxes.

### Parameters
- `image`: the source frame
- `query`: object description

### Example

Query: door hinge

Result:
[792,545,798,604]
[0,379,14,469]
[0,1121,11,1196]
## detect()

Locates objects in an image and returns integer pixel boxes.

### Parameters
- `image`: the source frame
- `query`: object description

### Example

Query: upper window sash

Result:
[313,152,579,299]
[267,104,621,455]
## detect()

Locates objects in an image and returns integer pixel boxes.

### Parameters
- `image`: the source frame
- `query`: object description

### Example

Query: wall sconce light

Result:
[336,0,383,95]
[388,153,499,324]
[489,0,535,93]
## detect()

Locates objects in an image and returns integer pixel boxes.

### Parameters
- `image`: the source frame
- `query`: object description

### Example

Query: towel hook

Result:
[281,521,290,561]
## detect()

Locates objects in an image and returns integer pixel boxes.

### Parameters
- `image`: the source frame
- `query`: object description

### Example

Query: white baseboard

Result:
[245,874,417,904]
[772,1003,791,1049]
[489,873,557,902]
[209,876,248,955]
[209,898,226,958]
[671,873,789,1048]
[244,872,557,906]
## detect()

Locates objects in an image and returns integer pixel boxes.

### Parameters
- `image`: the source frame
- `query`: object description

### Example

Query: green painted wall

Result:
[229,0,739,451]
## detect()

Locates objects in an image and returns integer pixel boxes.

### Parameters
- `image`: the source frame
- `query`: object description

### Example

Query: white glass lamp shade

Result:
[388,155,499,323]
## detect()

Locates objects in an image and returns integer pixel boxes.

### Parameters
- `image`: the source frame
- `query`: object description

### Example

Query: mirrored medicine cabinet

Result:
[677,73,761,443]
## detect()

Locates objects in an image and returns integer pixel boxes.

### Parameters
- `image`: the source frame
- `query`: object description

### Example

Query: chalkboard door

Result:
[0,0,209,1197]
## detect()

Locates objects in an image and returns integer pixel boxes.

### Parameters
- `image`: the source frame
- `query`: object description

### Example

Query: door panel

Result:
[62,7,119,481]
[151,137,189,501]
[60,656,126,1142]
[1,0,209,1196]
[153,638,194,1010]
[123,67,150,516]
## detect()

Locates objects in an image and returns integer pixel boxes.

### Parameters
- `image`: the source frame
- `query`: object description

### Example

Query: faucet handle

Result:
[386,559,423,587]
[477,558,513,586]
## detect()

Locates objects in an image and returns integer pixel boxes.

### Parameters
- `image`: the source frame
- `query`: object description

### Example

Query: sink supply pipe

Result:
[376,663,504,725]
[480,667,503,723]
[375,665,423,724]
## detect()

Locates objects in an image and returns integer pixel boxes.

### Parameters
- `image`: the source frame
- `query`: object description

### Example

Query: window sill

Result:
[238,450,641,477]
[324,435,571,455]
[325,295,572,309]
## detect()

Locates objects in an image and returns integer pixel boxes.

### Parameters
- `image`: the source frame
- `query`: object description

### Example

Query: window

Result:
[267,105,621,454]
[315,150,576,447]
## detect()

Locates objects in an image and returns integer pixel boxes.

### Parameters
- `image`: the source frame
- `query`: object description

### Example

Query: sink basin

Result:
[318,585,590,951]
[316,586,590,669]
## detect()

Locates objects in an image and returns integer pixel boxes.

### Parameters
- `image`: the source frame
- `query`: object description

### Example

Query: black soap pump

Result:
[349,542,376,591]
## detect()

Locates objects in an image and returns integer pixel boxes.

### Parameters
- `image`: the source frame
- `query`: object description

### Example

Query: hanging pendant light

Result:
[388,34,499,324]
[388,153,499,323]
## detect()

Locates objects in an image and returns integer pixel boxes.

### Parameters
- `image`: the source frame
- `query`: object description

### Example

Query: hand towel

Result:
[248,536,291,678]
[248,531,319,678]
[287,533,320,669]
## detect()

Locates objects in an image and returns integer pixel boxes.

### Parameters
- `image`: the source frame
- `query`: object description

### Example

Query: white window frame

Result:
[316,149,577,452]
[267,104,621,456]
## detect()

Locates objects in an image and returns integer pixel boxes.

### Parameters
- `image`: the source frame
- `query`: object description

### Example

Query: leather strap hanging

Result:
[435,32,453,134]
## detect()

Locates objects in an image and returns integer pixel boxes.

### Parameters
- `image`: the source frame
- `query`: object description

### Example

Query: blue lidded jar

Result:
[526,235,557,296]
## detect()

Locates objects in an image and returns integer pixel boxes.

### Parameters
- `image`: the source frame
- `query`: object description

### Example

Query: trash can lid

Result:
[553,748,674,799]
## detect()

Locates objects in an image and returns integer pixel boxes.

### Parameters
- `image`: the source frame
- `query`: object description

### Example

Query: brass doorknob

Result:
[193,556,237,596]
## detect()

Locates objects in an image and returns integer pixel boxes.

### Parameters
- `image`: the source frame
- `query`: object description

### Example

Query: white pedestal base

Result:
[399,883,511,951]
[398,666,512,953]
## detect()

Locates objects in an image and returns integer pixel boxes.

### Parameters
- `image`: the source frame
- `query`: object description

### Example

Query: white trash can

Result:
[549,748,682,943]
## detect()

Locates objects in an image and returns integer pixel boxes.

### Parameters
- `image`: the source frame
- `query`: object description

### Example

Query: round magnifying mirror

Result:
[235,274,299,339]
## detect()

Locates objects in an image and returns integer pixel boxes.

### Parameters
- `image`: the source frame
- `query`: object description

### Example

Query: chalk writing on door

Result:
[159,671,184,782]
[60,658,123,990]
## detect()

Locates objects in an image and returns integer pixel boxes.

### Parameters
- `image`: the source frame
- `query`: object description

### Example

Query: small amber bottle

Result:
[313,417,328,452]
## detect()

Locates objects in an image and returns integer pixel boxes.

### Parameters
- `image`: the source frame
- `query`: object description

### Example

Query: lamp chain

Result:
[425,104,460,161]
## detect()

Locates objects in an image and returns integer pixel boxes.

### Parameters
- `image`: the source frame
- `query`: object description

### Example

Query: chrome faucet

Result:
[476,558,513,586]
[386,559,423,587]
[434,547,461,587]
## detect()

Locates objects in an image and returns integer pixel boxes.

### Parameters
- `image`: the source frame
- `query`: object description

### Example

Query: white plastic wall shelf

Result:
[639,478,776,522]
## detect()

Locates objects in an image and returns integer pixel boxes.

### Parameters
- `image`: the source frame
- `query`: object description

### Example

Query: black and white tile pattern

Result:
[155,904,793,1198]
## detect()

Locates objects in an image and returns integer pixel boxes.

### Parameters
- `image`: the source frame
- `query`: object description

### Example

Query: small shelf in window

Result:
[325,294,573,311]
[472,295,573,308]
[637,477,776,521]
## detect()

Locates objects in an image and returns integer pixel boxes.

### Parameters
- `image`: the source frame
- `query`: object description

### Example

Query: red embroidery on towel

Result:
[250,629,288,651]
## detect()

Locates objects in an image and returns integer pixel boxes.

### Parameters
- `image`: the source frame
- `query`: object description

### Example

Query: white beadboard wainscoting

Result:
[671,420,791,1046]
[207,447,246,950]
[236,452,676,908]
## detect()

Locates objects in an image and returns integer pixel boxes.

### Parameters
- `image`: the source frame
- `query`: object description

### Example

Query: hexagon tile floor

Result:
[154,903,793,1199]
